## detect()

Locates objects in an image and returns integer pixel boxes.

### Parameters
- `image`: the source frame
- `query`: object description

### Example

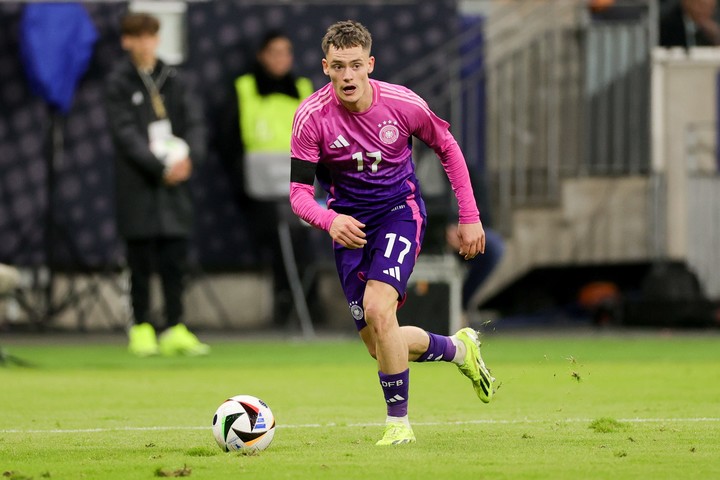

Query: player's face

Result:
[322,45,375,112]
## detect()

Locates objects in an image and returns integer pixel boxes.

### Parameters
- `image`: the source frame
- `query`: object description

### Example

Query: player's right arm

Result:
[289,102,366,249]
[329,214,367,249]
[289,160,366,249]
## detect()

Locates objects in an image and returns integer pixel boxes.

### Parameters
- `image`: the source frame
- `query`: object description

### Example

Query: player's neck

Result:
[342,83,374,113]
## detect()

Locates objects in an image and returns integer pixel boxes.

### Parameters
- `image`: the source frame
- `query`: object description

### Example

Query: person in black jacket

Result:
[105,12,209,356]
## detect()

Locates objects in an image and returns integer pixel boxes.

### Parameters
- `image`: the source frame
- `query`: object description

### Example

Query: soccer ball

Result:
[212,395,276,452]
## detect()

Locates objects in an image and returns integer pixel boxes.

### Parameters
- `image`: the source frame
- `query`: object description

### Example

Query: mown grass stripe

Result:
[2,417,718,434]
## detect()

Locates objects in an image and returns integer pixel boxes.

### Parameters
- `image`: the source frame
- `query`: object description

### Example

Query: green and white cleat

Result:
[128,322,159,357]
[375,422,416,446]
[455,328,494,403]
[159,324,210,356]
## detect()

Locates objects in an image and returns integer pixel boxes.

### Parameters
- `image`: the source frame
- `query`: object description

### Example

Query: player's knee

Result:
[363,302,382,324]
[364,304,393,337]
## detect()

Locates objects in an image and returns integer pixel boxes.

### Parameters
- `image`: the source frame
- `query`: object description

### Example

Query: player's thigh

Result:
[365,218,424,303]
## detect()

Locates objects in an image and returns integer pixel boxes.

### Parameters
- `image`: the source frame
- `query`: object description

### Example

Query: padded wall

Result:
[0,1,458,269]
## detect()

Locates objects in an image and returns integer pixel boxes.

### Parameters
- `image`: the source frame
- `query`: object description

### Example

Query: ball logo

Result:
[255,412,266,430]
[378,120,399,144]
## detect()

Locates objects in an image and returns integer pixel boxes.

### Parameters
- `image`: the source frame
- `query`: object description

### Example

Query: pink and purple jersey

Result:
[290,79,479,229]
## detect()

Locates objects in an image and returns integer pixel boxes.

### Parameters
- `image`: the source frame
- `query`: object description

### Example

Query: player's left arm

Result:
[438,139,485,259]
[411,103,485,259]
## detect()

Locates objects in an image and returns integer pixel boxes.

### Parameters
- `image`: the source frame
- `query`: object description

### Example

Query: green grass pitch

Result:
[1,331,719,479]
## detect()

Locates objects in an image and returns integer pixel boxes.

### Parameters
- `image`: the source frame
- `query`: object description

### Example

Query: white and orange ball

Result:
[212,395,276,452]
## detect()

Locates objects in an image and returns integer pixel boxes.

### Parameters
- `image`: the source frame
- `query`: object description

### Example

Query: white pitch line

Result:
[1,417,718,434]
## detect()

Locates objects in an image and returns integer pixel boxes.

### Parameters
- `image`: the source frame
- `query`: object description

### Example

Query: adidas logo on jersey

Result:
[329,134,350,149]
[382,266,401,281]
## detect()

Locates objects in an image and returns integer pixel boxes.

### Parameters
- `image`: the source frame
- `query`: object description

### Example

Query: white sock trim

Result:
[386,415,411,427]
[450,335,466,364]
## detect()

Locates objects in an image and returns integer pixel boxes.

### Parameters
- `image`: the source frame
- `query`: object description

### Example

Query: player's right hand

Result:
[329,214,366,249]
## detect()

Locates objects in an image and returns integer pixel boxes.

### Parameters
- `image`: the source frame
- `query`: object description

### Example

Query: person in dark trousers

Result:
[105,12,209,356]
[444,167,505,316]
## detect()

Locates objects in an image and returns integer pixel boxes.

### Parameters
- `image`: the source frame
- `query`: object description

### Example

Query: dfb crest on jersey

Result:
[378,120,399,144]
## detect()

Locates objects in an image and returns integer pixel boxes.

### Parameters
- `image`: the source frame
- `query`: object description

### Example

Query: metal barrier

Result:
[391,1,656,236]
[685,122,720,298]
[389,1,720,301]
[485,1,656,234]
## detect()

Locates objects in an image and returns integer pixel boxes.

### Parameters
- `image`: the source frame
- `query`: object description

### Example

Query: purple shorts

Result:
[334,208,426,330]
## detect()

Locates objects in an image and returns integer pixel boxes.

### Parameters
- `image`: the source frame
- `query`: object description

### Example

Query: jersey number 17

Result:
[352,151,382,173]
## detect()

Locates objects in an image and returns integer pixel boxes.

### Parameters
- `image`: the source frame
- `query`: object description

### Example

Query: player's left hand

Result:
[457,221,485,260]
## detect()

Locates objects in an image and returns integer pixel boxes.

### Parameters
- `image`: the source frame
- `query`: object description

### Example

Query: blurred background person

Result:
[441,165,504,320]
[105,12,209,356]
[0,264,19,296]
[220,30,315,326]
[446,225,504,318]
[660,0,720,47]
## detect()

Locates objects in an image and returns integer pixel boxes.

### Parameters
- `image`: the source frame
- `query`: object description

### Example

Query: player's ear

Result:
[368,56,375,74]
[322,58,330,76]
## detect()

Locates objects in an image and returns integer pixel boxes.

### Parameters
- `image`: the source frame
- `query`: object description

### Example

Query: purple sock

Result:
[378,369,409,417]
[415,332,456,362]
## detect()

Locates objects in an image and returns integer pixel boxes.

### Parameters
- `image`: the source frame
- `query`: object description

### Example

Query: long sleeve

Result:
[289,182,338,231]
[406,87,480,224]
[437,139,480,224]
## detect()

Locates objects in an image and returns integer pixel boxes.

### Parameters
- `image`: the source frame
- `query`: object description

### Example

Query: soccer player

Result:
[289,20,494,445]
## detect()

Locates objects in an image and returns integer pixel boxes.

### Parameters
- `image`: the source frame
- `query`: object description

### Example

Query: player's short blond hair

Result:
[321,20,372,55]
